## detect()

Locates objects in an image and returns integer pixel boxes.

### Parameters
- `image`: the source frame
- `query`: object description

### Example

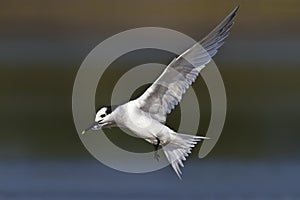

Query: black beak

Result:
[81,121,101,134]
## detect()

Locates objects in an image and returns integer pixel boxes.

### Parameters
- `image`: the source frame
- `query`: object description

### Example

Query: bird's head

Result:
[81,106,116,134]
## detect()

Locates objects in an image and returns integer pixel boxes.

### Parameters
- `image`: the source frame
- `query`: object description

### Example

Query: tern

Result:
[82,6,239,179]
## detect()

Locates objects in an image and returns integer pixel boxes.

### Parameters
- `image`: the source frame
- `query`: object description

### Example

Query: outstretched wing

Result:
[134,6,239,123]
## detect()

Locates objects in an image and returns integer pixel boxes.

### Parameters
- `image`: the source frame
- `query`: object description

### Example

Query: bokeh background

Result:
[0,0,299,199]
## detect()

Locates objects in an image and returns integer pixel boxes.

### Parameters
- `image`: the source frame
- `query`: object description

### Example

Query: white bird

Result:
[82,6,239,179]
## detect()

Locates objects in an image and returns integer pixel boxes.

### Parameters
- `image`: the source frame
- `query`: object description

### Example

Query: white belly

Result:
[114,102,172,144]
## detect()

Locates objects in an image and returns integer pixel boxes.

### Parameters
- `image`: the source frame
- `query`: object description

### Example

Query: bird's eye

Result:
[100,114,106,118]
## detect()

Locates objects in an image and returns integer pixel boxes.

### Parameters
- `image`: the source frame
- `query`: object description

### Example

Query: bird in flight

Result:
[82,6,239,179]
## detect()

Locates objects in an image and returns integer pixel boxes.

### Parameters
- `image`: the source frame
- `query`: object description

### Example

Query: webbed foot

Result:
[153,137,160,161]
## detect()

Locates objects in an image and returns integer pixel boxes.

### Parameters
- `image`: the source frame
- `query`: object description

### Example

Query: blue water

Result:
[0,159,299,200]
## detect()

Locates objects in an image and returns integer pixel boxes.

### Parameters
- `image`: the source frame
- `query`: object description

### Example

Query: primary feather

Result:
[134,6,239,124]
[134,6,239,179]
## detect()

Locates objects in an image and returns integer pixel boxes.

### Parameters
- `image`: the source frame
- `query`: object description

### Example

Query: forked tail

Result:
[162,133,209,180]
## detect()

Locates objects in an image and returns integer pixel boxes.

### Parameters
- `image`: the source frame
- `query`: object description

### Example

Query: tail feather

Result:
[162,133,209,180]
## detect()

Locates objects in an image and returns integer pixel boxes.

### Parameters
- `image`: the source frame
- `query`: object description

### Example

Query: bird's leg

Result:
[153,137,160,161]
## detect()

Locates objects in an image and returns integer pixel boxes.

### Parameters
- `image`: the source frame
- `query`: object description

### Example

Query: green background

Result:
[1,0,299,161]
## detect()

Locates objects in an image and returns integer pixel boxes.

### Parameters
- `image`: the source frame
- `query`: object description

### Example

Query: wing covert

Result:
[134,6,239,123]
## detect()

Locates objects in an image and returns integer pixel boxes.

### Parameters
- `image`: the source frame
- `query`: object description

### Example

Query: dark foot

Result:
[153,137,160,161]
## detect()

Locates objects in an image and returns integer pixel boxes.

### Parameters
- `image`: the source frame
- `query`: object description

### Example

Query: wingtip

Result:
[231,5,240,16]
[233,5,240,15]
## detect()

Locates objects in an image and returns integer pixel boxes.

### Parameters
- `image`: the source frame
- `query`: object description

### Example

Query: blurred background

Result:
[0,0,299,199]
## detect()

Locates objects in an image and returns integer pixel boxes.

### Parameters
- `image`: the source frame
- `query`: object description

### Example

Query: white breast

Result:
[114,101,171,141]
